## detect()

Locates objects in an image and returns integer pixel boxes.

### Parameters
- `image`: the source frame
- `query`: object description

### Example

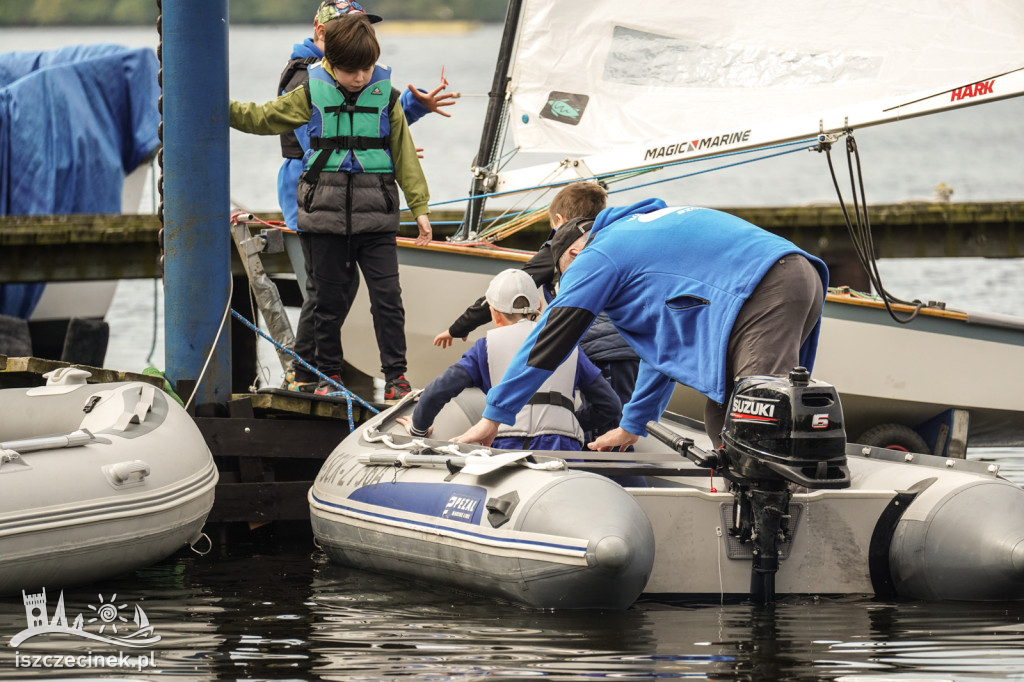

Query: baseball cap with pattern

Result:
[314,0,382,26]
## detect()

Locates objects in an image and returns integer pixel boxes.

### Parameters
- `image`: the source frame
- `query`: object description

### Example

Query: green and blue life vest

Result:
[304,63,393,174]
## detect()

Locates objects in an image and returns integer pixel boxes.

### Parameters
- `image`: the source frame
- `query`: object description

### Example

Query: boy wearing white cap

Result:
[398,269,620,451]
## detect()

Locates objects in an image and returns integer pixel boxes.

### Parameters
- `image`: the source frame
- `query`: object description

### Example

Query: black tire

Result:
[856,423,929,453]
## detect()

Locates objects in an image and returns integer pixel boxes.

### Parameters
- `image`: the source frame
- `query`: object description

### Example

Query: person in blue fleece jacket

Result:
[452,199,829,450]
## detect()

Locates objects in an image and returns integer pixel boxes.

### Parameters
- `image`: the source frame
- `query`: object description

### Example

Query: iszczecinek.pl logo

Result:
[9,587,161,648]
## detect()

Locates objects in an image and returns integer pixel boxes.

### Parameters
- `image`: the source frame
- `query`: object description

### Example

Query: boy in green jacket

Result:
[230,14,430,400]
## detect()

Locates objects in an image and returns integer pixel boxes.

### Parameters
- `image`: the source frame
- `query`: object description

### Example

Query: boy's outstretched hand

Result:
[452,418,499,447]
[433,330,467,348]
[407,84,455,117]
[414,214,432,246]
[395,415,431,437]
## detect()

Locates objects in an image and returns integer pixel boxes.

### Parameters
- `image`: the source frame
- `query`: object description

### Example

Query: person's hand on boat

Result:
[433,330,467,348]
[415,215,432,246]
[452,418,499,447]
[395,415,431,437]
[407,83,455,117]
[588,426,639,452]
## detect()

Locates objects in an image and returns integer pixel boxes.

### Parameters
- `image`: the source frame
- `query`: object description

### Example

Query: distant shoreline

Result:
[376,20,482,35]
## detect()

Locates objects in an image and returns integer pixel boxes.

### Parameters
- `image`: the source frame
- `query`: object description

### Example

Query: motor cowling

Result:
[721,367,850,489]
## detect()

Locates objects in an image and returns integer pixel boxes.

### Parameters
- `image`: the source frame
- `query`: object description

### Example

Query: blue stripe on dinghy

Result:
[348,481,487,525]
[309,491,588,554]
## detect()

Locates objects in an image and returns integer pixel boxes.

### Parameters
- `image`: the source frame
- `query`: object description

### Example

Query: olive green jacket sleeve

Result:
[229,60,430,218]
[387,89,430,218]
[229,86,310,135]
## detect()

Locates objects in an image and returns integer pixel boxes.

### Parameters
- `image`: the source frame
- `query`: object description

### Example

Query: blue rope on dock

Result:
[229,309,379,431]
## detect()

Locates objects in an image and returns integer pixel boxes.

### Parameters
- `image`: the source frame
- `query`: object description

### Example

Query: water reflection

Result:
[2,530,1024,679]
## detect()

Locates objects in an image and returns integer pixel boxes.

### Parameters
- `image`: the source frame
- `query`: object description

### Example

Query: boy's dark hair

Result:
[548,181,607,222]
[323,14,379,71]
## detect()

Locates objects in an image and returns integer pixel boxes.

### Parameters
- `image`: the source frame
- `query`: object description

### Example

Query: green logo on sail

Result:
[540,91,588,126]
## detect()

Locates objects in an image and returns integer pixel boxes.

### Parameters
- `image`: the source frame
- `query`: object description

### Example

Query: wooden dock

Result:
[196,390,379,525]
[2,201,1022,284]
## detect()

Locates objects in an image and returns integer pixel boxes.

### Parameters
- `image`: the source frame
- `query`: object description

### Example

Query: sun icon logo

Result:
[87,594,128,634]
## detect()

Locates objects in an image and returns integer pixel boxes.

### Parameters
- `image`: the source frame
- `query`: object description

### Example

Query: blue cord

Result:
[229,309,379,430]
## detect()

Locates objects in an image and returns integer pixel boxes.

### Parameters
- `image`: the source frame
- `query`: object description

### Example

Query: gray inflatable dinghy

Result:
[0,368,218,594]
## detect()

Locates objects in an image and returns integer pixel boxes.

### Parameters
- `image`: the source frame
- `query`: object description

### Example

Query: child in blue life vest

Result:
[229,13,428,401]
[397,269,621,451]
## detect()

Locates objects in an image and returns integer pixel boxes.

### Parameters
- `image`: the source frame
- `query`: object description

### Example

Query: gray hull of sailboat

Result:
[311,390,1024,606]
[336,245,1024,447]
[0,377,218,595]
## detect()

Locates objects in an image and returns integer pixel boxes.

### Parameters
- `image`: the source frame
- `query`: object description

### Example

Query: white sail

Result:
[495,0,1024,192]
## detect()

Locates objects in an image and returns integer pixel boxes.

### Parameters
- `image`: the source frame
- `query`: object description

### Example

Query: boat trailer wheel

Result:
[856,423,929,454]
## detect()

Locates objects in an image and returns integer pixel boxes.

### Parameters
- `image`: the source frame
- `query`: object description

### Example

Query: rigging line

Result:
[229,309,379,420]
[423,139,821,209]
[184,275,234,412]
[145,277,159,366]
[845,136,919,315]
[824,136,924,325]
[605,144,814,196]
[479,209,550,244]
[473,187,557,237]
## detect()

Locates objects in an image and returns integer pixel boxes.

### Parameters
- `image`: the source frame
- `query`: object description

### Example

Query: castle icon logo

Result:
[10,587,161,648]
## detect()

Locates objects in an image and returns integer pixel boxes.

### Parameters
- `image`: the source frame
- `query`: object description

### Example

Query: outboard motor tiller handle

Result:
[645,421,719,469]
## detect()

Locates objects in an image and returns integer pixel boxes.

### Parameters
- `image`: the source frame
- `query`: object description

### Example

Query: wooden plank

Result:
[209,481,312,522]
[826,290,970,321]
[0,356,164,387]
[194,416,349,459]
[240,391,378,421]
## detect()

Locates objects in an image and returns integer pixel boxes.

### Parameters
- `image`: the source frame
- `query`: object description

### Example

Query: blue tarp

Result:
[0,43,161,317]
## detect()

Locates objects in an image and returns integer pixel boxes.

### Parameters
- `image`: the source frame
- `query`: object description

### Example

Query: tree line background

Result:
[0,0,508,26]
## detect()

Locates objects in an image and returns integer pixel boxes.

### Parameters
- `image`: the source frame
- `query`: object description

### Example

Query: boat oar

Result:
[0,428,93,454]
[359,449,534,476]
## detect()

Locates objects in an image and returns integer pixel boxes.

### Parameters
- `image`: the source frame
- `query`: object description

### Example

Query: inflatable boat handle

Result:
[0,428,94,454]
[645,421,719,469]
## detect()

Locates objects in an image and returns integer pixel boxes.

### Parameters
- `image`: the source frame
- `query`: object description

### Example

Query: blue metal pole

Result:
[160,0,231,405]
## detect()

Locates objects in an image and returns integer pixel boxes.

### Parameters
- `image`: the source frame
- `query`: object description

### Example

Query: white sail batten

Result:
[496,0,1024,192]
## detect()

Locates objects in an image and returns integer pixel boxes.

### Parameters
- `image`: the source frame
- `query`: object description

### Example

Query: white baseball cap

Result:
[485,269,540,316]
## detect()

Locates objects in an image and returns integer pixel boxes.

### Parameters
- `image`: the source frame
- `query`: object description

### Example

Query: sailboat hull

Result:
[339,243,1024,448]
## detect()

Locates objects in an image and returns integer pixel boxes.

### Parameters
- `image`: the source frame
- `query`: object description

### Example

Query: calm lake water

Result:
[2,23,1024,681]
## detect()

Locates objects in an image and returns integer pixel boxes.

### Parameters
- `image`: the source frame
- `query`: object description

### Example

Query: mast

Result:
[459,0,524,240]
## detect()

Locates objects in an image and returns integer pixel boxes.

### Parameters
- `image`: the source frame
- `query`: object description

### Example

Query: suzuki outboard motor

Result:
[721,367,850,489]
[720,367,850,604]
[647,368,851,604]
